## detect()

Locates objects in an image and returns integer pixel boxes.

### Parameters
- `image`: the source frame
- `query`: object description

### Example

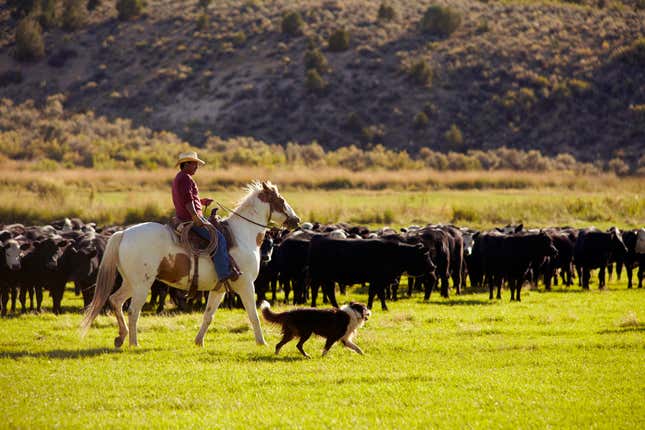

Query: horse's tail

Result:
[80,230,124,336]
[260,300,284,324]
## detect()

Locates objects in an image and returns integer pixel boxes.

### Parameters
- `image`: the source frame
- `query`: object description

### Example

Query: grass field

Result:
[1,278,643,429]
[0,166,643,229]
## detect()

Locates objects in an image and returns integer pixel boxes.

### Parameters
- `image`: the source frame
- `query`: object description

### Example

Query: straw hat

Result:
[176,151,206,167]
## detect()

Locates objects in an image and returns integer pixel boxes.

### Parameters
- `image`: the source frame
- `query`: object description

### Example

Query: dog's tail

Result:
[260,300,283,324]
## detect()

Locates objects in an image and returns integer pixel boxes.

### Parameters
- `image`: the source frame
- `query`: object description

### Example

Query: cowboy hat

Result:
[175,151,206,167]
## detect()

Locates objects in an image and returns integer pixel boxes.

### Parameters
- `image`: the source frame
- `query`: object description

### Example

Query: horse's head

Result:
[257,181,300,229]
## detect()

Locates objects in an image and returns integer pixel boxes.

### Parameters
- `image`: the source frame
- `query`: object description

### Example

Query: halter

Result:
[216,201,273,229]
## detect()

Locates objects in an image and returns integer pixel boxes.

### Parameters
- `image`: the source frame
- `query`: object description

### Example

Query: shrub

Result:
[87,0,101,12]
[414,111,429,129]
[14,18,45,61]
[282,11,304,36]
[116,0,145,21]
[409,60,432,86]
[305,69,327,93]
[196,12,209,30]
[62,0,88,31]
[304,47,328,73]
[39,0,59,29]
[444,124,463,146]
[328,28,350,52]
[0,70,24,87]
[420,5,461,37]
[608,158,630,176]
[377,2,396,21]
[617,37,645,66]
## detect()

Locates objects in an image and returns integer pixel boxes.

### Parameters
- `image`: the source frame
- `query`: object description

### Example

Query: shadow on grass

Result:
[597,325,645,334]
[0,347,153,360]
[426,299,495,306]
[246,354,306,362]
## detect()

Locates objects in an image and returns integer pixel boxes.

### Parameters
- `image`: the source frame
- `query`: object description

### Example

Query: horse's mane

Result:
[232,181,276,212]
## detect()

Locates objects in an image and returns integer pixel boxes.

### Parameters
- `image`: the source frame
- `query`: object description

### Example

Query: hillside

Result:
[0,0,644,167]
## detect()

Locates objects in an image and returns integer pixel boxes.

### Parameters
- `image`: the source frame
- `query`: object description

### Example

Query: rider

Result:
[172,151,240,295]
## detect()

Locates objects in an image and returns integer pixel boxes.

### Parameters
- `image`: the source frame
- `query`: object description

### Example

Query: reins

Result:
[216,201,272,229]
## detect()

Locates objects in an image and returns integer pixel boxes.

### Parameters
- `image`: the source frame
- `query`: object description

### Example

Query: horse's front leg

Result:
[237,279,267,346]
[195,289,226,347]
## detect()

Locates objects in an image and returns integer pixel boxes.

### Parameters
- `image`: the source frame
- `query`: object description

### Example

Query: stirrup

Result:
[214,279,233,294]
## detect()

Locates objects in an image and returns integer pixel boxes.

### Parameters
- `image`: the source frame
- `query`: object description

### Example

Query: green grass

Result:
[1,278,644,428]
[0,186,643,230]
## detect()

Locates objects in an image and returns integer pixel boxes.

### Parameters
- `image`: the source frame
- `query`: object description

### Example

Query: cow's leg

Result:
[582,267,590,289]
[440,274,450,298]
[377,282,388,311]
[27,286,34,311]
[310,280,319,307]
[423,277,433,301]
[607,263,613,281]
[35,284,43,313]
[576,265,582,286]
[324,281,338,308]
[598,265,606,289]
[108,280,133,348]
[367,283,376,309]
[195,289,226,347]
[19,286,27,313]
[496,276,502,300]
[51,282,65,315]
[638,263,643,288]
[10,286,17,313]
[237,280,267,345]
[0,284,8,316]
[626,262,633,289]
[407,276,413,297]
[516,280,522,302]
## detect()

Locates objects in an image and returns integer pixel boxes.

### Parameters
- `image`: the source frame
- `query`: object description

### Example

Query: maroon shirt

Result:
[172,171,203,221]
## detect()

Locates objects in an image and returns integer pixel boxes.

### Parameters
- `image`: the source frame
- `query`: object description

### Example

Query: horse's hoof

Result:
[195,338,204,347]
[114,337,124,348]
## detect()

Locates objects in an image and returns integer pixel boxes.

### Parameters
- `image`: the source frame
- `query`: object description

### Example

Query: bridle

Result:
[216,201,275,229]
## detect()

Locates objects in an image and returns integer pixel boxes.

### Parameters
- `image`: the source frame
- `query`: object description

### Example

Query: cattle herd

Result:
[0,218,643,317]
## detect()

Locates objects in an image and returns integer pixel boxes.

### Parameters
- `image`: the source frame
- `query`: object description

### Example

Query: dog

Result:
[260,301,371,358]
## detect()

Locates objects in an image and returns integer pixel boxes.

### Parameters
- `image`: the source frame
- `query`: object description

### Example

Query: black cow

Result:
[307,236,435,310]
[574,229,628,289]
[16,236,70,314]
[405,227,451,299]
[0,239,31,315]
[616,229,643,289]
[480,231,558,301]
[272,232,313,304]
[541,229,576,289]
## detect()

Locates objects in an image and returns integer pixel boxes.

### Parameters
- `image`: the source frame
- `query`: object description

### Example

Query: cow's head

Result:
[34,238,70,270]
[406,243,437,278]
[259,236,274,265]
[539,232,559,259]
[609,227,628,257]
[2,240,29,271]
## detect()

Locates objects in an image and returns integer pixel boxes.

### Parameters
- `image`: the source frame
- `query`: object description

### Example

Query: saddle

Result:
[166,209,240,299]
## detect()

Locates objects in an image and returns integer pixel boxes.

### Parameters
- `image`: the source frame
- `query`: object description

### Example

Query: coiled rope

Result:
[179,221,219,256]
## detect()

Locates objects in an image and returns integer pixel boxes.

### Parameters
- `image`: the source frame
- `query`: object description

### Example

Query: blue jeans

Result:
[191,226,232,280]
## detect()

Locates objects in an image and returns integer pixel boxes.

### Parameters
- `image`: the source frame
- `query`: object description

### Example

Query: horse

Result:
[81,181,300,348]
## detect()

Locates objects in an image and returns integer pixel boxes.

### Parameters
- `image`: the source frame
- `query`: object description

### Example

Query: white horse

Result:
[81,181,300,348]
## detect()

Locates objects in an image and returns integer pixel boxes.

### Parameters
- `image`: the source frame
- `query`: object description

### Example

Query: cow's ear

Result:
[516,224,524,233]
[20,243,30,250]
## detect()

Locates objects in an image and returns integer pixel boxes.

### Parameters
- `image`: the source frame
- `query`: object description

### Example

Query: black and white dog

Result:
[260,301,371,358]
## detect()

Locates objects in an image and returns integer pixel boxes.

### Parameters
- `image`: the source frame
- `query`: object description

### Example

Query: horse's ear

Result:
[261,181,271,191]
